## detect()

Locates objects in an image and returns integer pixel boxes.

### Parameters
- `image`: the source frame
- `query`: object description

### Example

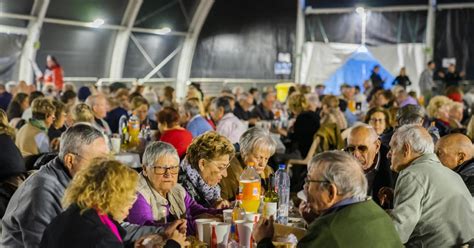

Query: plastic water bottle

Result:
[275,164,290,225]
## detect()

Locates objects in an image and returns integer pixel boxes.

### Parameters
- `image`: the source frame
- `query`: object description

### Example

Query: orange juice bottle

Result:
[239,162,261,213]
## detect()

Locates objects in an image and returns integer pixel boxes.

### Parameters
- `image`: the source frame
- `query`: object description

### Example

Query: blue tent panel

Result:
[323,46,394,95]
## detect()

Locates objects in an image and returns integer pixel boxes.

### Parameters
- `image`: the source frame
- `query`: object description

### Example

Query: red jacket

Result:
[44,66,64,91]
[159,129,193,159]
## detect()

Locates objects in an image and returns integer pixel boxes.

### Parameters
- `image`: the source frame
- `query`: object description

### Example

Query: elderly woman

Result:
[179,132,235,208]
[15,97,55,157]
[320,95,347,130]
[219,127,277,201]
[364,107,392,136]
[127,141,221,235]
[427,96,453,137]
[71,103,95,124]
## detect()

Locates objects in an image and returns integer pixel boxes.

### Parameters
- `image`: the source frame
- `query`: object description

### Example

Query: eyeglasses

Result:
[345,145,369,153]
[369,118,385,123]
[152,165,180,175]
[304,177,330,184]
[208,160,231,172]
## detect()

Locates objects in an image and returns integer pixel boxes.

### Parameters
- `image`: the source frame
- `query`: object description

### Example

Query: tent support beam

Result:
[295,0,305,84]
[175,0,214,100]
[18,0,50,84]
[109,0,143,79]
[425,0,436,61]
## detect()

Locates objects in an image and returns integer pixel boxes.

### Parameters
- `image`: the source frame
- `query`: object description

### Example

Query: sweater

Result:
[159,129,193,159]
[15,122,49,157]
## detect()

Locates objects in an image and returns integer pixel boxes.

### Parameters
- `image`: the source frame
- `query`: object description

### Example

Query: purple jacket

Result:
[127,191,222,235]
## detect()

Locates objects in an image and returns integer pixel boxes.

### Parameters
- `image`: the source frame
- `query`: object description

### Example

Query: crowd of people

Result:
[0,61,472,247]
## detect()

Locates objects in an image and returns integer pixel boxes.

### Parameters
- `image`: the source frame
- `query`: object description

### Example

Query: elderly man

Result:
[436,133,474,196]
[253,151,402,247]
[85,94,112,135]
[346,125,395,208]
[251,91,276,121]
[183,98,213,138]
[388,125,474,247]
[209,96,246,144]
[233,92,255,121]
[2,124,109,247]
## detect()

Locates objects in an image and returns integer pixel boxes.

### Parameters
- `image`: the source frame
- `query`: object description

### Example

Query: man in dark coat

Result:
[346,125,395,208]
[436,133,474,196]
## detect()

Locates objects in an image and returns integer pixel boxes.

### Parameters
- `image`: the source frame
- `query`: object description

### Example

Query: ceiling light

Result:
[355,7,365,15]
[155,27,171,35]
[89,18,105,28]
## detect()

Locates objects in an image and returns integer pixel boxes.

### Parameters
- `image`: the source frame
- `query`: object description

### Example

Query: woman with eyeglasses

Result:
[219,127,277,201]
[364,107,392,136]
[179,132,235,209]
[127,141,222,235]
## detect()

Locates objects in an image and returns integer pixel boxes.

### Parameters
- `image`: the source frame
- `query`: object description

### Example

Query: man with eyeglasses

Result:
[346,125,395,208]
[253,151,402,247]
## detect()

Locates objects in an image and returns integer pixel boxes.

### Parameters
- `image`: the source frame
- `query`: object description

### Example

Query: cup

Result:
[195,219,214,244]
[244,213,261,224]
[223,209,233,224]
[210,222,231,248]
[111,137,121,154]
[235,220,255,248]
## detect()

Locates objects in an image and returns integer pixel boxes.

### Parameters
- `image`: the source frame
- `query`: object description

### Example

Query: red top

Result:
[159,129,193,159]
[44,66,64,91]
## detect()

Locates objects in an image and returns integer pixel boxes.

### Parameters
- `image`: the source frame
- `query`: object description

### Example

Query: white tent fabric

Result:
[300,41,426,95]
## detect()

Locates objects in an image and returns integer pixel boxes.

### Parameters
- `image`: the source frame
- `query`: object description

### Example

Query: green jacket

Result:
[297,200,402,248]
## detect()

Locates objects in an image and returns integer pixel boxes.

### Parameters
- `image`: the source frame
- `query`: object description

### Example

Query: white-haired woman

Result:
[126,141,221,235]
[219,127,277,201]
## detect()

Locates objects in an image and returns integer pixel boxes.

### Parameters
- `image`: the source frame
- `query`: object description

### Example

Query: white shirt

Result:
[216,113,247,144]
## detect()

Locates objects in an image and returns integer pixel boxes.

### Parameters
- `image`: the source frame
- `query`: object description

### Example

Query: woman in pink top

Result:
[40,159,188,248]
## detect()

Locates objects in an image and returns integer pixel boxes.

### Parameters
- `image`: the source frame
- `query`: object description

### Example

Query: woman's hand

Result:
[50,138,60,152]
[214,199,230,209]
[164,219,187,239]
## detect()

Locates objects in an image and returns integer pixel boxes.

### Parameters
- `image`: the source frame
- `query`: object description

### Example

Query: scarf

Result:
[182,159,221,204]
[137,173,186,222]
[30,119,48,132]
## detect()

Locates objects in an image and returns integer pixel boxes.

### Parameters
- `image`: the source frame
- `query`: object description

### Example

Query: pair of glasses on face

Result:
[152,165,180,175]
[304,177,330,185]
[369,118,385,123]
[209,161,231,172]
[345,145,369,153]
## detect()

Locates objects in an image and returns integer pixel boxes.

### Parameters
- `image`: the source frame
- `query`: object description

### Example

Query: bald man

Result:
[436,133,474,196]
[346,125,395,208]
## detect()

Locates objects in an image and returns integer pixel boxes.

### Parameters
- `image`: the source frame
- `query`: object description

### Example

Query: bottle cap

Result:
[247,161,256,167]
[279,164,286,170]
[236,194,243,200]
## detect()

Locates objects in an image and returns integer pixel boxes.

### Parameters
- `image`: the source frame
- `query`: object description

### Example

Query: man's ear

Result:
[457,152,467,165]
[375,139,381,153]
[63,153,74,172]
[327,184,339,204]
[403,143,411,157]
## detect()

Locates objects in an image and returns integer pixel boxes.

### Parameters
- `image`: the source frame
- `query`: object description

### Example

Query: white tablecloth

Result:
[115,152,141,168]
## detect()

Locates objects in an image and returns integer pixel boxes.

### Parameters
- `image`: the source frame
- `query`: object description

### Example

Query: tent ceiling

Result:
[0,0,34,14]
[134,0,198,31]
[46,0,128,25]
[306,0,474,9]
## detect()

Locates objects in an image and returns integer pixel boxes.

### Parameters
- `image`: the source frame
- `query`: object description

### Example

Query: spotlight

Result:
[355,7,365,15]
[89,18,105,28]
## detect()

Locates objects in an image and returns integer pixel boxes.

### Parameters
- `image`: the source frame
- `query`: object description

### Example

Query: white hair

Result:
[237,92,251,102]
[309,151,367,199]
[239,127,277,159]
[391,124,434,154]
[142,141,179,168]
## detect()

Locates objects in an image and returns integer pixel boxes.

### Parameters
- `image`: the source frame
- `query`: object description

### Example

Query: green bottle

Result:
[263,174,278,218]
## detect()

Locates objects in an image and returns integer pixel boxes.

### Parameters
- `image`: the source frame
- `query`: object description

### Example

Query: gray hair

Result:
[143,91,158,105]
[239,127,277,159]
[5,81,16,93]
[58,124,106,161]
[142,141,179,168]
[85,94,106,108]
[305,93,319,106]
[184,99,201,117]
[309,151,368,199]
[237,92,251,102]
[397,104,425,126]
[391,124,434,154]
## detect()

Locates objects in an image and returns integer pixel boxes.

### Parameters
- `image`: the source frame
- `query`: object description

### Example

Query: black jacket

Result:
[233,102,252,121]
[251,103,274,121]
[367,154,396,209]
[392,75,412,88]
[455,158,474,196]
[40,204,127,248]
[289,111,320,158]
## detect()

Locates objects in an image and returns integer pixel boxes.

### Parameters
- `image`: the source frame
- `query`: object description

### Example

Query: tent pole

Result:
[426,0,436,61]
[295,0,305,84]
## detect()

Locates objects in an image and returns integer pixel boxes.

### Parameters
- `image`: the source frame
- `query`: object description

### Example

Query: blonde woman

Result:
[40,159,189,248]
[426,96,453,137]
[320,95,348,130]
[71,103,95,124]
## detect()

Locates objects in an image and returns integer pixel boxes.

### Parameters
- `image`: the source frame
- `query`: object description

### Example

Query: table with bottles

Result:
[193,163,305,248]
